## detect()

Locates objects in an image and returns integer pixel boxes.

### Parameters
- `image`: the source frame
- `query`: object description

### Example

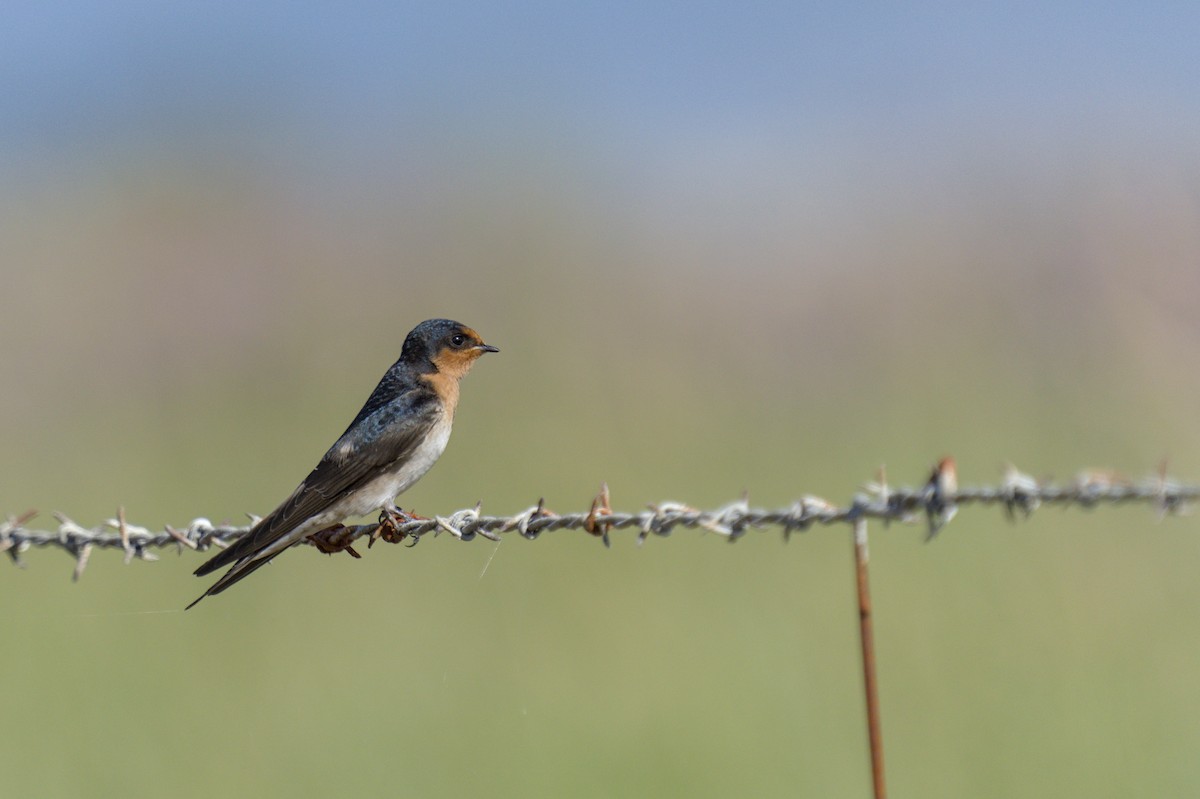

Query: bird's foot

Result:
[307,524,362,558]
[369,506,426,548]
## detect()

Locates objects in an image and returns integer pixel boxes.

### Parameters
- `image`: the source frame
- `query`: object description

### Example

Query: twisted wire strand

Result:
[1,461,1196,581]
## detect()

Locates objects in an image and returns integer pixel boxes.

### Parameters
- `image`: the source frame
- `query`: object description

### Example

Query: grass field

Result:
[3,152,1200,797]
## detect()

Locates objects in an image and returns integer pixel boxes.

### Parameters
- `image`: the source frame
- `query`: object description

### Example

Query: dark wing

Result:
[191,387,440,585]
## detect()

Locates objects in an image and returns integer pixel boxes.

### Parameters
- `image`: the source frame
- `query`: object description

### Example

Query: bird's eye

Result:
[449,334,467,348]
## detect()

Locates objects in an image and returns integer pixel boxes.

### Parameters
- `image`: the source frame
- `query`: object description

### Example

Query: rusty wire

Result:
[1,460,1196,581]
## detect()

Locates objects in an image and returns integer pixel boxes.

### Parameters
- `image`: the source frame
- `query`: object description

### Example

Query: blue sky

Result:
[5,3,1199,183]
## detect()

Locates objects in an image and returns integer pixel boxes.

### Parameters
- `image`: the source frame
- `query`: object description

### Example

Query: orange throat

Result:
[422,348,485,417]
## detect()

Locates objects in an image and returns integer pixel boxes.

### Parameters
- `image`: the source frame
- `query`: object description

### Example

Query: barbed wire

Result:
[1,459,1196,581]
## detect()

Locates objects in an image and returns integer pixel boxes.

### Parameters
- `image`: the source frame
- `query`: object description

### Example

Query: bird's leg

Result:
[370,505,427,548]
[307,524,362,558]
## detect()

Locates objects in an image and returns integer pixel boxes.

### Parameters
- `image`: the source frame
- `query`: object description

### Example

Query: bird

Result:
[187,318,498,608]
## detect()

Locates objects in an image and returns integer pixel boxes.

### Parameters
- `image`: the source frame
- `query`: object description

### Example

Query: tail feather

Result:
[193,533,258,577]
[186,556,274,610]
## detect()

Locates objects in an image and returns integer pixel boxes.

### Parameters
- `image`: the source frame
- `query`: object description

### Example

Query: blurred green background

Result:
[4,4,1200,797]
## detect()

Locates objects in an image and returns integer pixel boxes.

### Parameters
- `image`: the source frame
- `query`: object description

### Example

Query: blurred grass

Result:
[2,150,1200,798]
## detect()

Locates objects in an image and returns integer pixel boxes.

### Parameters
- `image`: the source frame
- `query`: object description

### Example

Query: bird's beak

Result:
[476,344,500,353]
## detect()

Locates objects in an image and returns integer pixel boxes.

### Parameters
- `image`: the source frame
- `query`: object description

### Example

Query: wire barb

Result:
[1,460,1196,579]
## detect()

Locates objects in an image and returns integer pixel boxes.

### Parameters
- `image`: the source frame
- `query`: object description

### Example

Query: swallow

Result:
[187,318,498,608]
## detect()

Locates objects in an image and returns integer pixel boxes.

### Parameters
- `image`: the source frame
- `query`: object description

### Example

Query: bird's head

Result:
[404,318,499,380]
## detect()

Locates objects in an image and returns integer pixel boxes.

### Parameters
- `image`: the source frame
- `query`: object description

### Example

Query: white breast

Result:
[343,414,453,516]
